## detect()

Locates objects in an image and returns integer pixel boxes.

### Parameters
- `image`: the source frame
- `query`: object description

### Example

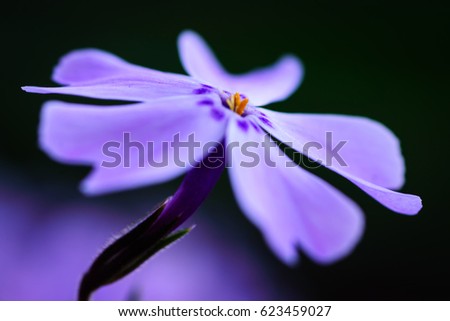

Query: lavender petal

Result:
[22,49,202,102]
[39,95,229,195]
[256,109,422,215]
[226,118,364,264]
[177,30,304,106]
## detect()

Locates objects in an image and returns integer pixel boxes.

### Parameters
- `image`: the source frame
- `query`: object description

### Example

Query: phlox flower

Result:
[23,30,422,266]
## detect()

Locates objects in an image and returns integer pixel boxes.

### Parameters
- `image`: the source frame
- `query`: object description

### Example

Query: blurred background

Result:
[1,0,449,300]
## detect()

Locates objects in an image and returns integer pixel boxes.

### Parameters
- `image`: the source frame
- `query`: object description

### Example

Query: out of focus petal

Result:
[39,95,229,195]
[226,117,364,264]
[256,110,422,215]
[257,110,405,188]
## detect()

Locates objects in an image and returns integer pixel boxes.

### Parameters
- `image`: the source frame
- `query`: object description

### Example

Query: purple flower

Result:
[23,30,422,265]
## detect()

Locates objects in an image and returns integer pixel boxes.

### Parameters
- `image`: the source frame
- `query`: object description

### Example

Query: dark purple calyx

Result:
[78,144,226,301]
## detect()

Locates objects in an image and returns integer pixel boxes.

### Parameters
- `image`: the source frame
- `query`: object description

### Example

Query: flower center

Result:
[226,92,249,116]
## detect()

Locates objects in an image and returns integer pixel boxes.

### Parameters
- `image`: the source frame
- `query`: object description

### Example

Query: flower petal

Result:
[344,173,423,215]
[51,48,164,85]
[256,109,422,215]
[40,95,229,195]
[22,49,203,102]
[226,117,364,264]
[178,30,304,106]
[22,80,201,103]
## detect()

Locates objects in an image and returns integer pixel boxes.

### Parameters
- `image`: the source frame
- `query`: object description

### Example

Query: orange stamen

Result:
[226,92,248,116]
[236,98,249,115]
[234,93,241,107]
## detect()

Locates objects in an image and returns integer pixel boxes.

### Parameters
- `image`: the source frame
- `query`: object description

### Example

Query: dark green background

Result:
[1,0,449,299]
